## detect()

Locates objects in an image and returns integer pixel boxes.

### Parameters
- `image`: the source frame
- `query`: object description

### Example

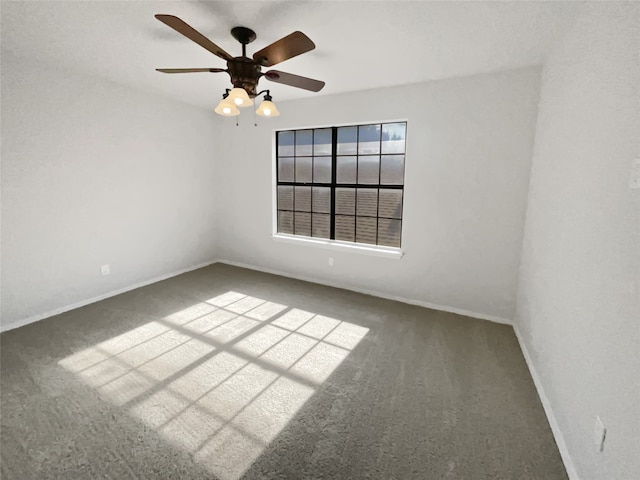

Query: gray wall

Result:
[516,3,640,479]
[1,53,219,329]
[215,67,541,322]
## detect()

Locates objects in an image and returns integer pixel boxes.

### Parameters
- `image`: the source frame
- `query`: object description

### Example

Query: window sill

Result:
[272,234,404,259]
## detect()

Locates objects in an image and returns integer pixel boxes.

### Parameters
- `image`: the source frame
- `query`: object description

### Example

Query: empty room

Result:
[1,1,638,479]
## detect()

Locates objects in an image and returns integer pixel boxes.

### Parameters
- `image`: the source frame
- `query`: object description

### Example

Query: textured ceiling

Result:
[1,1,581,110]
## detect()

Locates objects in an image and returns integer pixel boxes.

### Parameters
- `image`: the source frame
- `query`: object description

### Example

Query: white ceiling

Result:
[1,1,581,110]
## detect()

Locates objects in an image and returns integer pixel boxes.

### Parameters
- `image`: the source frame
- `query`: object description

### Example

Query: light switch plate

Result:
[101,264,110,276]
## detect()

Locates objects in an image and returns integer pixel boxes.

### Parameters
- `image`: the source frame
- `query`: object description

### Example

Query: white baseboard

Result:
[513,325,579,480]
[0,260,218,333]
[2,257,510,332]
[216,259,513,326]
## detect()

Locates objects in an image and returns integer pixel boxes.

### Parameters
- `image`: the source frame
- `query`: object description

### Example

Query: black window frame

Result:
[275,122,406,248]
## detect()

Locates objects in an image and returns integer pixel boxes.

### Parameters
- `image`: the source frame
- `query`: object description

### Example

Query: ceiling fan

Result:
[155,14,325,116]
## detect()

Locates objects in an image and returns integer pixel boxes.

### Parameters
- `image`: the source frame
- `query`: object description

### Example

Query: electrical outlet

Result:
[328,257,334,267]
[101,264,110,276]
[594,416,607,453]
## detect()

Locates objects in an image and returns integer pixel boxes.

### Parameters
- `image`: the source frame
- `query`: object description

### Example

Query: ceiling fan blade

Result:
[253,31,315,67]
[155,14,233,61]
[264,70,325,92]
[156,68,226,73]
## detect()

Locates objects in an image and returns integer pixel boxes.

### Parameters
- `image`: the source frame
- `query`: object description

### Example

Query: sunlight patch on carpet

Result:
[59,291,369,480]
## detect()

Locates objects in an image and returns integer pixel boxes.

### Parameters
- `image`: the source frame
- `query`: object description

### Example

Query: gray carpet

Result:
[1,263,567,479]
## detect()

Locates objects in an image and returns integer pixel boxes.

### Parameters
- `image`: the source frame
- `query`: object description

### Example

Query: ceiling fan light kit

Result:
[227,87,253,107]
[255,93,280,117]
[214,95,240,116]
[154,15,324,120]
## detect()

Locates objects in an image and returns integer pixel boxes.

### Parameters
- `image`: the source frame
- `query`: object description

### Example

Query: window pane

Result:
[335,215,355,242]
[278,211,293,234]
[356,217,377,245]
[381,123,406,154]
[337,127,357,155]
[358,156,380,184]
[358,124,381,154]
[312,187,330,213]
[313,128,332,156]
[278,131,294,156]
[313,156,331,183]
[378,189,403,219]
[312,213,330,238]
[356,188,378,217]
[380,155,404,185]
[294,212,311,236]
[295,130,313,156]
[277,186,293,210]
[295,157,312,183]
[294,186,311,212]
[278,157,294,182]
[378,218,401,247]
[336,156,356,183]
[335,188,355,215]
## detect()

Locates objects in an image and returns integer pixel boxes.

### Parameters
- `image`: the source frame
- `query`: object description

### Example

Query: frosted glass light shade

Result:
[256,100,280,117]
[227,88,253,107]
[214,98,240,116]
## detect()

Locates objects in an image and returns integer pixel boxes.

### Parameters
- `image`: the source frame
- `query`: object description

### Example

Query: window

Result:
[276,122,406,248]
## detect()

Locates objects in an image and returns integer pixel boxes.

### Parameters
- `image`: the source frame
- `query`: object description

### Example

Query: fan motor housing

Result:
[227,57,262,97]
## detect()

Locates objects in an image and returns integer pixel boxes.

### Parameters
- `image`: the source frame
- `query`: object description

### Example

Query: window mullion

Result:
[293,131,297,234]
[377,124,382,245]
[310,129,314,237]
[330,127,337,240]
[354,126,360,243]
